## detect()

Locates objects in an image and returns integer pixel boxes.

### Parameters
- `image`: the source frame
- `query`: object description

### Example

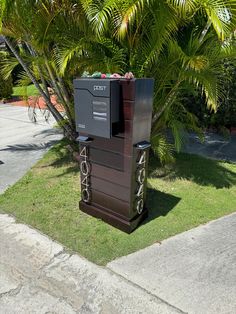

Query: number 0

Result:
[80,160,90,176]
[82,189,91,203]
[136,199,144,214]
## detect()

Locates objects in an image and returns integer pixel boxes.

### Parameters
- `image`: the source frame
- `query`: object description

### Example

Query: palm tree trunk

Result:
[44,60,75,127]
[56,75,75,121]
[25,42,51,99]
[4,36,76,139]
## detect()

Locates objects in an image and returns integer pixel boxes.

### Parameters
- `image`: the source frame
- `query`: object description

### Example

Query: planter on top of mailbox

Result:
[73,78,154,233]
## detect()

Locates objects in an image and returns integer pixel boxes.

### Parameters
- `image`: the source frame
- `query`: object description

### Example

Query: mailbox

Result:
[73,79,120,138]
[74,78,154,233]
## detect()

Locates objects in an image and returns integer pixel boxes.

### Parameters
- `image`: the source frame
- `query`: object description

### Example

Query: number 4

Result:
[81,176,89,187]
[137,151,146,165]
[80,146,88,158]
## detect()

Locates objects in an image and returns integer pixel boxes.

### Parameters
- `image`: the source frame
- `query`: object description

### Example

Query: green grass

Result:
[0,139,236,265]
[13,84,39,97]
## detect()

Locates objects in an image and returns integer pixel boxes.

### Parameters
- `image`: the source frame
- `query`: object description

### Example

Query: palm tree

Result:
[1,0,236,162]
[65,0,236,161]
[0,0,79,139]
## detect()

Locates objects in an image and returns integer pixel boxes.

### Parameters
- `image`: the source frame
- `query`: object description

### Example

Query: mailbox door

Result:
[74,88,111,138]
[74,79,120,139]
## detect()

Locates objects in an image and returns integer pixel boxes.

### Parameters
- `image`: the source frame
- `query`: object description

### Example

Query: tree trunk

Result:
[4,36,76,140]
[44,60,75,127]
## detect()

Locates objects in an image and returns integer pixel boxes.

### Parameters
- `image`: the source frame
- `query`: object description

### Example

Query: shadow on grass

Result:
[149,152,236,189]
[33,128,62,139]
[142,188,181,226]
[0,141,59,152]
[40,139,80,177]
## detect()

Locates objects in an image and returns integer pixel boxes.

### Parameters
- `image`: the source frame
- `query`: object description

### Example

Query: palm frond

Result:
[0,54,19,79]
[151,133,175,164]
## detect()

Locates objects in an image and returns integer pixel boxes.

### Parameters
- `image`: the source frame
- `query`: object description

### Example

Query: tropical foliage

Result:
[185,61,236,132]
[1,0,236,162]
[0,52,13,99]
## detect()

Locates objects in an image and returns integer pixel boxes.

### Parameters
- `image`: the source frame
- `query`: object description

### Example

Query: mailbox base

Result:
[80,201,148,233]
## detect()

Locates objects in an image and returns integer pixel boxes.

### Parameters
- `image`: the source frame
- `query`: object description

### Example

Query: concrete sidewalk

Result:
[0,104,63,193]
[0,214,180,314]
[1,214,235,314]
[108,213,236,314]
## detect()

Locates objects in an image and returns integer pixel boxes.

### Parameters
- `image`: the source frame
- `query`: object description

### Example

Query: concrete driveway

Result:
[0,104,63,193]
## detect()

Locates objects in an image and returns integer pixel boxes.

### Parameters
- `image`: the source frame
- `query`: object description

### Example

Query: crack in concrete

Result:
[106,267,187,314]
[0,284,23,299]
[30,282,77,313]
[38,249,71,273]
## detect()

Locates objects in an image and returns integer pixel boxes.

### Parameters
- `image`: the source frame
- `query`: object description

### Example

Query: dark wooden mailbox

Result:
[73,78,154,233]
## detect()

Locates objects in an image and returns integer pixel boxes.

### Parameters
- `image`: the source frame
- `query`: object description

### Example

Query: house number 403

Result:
[80,146,91,203]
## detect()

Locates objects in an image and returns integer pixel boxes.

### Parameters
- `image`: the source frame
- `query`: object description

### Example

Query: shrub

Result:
[0,74,13,100]
[184,63,236,131]
[0,53,13,100]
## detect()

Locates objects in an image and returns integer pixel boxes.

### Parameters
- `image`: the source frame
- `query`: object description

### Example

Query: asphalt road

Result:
[182,132,236,163]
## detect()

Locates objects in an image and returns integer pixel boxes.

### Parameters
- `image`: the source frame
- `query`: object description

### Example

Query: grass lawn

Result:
[0,139,235,265]
[13,84,39,97]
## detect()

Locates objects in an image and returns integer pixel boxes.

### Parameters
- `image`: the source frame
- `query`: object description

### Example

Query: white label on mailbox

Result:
[78,123,85,128]
[93,85,107,91]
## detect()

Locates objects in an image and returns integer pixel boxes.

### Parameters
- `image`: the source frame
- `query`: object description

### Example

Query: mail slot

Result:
[73,78,120,138]
[73,78,154,233]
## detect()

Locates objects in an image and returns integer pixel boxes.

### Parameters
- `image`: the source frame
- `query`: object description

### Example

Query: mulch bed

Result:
[2,95,64,112]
